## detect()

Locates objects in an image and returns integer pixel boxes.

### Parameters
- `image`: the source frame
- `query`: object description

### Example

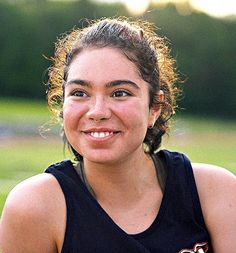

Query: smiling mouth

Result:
[90,132,113,138]
[84,131,120,139]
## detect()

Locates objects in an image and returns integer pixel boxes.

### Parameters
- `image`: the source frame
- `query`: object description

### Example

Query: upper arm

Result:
[193,163,236,252]
[0,173,65,253]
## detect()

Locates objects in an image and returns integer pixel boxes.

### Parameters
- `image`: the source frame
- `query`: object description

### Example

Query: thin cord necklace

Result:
[75,154,166,197]
[75,162,97,198]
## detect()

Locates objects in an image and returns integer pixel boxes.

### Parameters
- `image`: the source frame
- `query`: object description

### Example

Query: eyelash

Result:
[69,89,132,98]
[71,90,88,97]
[112,89,132,97]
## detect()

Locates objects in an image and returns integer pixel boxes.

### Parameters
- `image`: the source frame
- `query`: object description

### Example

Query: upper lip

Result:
[82,128,120,133]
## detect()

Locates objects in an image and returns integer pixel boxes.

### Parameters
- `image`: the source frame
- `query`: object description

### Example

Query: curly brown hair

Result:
[47,17,180,160]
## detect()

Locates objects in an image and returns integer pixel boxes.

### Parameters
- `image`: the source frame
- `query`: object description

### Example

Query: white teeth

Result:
[90,132,112,138]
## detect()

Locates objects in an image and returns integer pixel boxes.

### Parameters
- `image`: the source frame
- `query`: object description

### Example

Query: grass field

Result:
[0,98,236,215]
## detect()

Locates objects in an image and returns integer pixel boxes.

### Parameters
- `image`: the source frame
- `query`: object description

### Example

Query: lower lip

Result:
[83,132,120,143]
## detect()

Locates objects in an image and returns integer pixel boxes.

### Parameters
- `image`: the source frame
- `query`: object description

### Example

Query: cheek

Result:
[62,101,86,130]
[115,100,150,127]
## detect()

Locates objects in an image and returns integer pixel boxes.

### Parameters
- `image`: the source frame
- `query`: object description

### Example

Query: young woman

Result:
[0,18,236,253]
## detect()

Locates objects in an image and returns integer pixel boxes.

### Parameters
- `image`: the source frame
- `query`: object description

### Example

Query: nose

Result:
[86,96,111,122]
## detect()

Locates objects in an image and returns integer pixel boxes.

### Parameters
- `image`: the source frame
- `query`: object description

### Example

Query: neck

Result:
[82,149,158,208]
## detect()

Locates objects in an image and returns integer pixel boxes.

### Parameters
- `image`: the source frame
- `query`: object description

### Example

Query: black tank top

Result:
[45,150,212,253]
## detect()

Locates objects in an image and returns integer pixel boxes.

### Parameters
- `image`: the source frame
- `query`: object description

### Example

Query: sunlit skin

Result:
[63,47,161,167]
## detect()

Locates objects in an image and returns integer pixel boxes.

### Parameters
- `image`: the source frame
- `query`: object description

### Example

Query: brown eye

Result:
[112,90,131,97]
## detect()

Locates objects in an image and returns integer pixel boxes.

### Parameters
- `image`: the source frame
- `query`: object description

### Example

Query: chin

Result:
[82,151,118,165]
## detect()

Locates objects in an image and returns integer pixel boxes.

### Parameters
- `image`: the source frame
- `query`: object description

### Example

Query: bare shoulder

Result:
[2,173,64,218]
[192,163,236,202]
[192,163,236,252]
[192,162,236,193]
[0,173,66,253]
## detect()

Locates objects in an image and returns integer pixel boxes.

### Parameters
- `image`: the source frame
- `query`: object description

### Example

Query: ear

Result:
[148,90,164,127]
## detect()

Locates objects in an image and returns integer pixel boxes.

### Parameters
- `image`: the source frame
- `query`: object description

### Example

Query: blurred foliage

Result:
[0,0,235,118]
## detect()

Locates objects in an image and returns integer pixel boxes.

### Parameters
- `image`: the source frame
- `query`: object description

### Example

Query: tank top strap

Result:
[159,150,206,228]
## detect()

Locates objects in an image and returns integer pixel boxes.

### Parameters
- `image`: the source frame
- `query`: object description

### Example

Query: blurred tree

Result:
[146,4,236,118]
[0,1,235,118]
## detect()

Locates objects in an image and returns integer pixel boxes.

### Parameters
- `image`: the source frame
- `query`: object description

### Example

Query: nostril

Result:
[87,102,112,121]
[92,118,107,123]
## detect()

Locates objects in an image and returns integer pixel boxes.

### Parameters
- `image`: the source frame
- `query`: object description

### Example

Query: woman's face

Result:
[63,47,160,165]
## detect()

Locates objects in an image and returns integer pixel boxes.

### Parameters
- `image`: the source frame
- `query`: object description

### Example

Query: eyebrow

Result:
[65,79,140,90]
[66,79,89,87]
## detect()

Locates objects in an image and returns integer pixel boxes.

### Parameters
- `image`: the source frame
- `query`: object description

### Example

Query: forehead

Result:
[67,47,142,82]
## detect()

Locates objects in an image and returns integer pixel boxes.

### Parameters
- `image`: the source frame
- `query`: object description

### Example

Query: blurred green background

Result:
[0,0,236,215]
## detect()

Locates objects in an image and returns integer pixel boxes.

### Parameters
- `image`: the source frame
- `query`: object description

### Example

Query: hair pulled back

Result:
[47,17,180,161]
